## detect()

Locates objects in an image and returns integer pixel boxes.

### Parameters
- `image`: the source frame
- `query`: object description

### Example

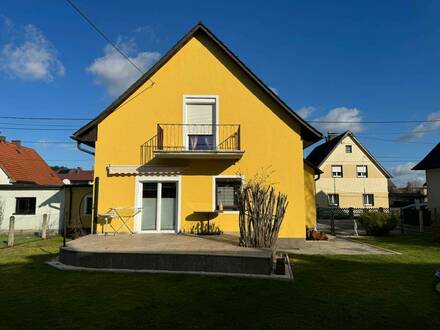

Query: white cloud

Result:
[0,20,64,81]
[400,111,440,141]
[390,162,426,187]
[314,107,363,133]
[87,38,160,97]
[296,106,315,119]
[269,86,279,95]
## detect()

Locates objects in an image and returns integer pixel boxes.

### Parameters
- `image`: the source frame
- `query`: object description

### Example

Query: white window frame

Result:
[183,95,219,151]
[331,165,343,178]
[345,145,352,153]
[84,195,93,215]
[328,194,339,206]
[134,175,182,233]
[357,165,368,178]
[212,175,243,214]
[363,194,374,206]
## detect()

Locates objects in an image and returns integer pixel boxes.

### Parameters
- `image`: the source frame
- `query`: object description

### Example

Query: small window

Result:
[331,165,343,178]
[345,145,352,153]
[363,194,374,206]
[357,165,368,178]
[328,194,339,206]
[215,178,242,211]
[84,196,93,215]
[15,197,36,215]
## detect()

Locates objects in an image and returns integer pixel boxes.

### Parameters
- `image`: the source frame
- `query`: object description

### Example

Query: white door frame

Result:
[134,175,182,233]
[182,95,219,150]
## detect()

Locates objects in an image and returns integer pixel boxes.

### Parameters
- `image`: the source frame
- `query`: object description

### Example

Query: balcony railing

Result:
[141,124,242,163]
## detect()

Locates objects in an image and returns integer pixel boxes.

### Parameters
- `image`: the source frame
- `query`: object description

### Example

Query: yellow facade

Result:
[64,186,93,230]
[83,27,320,241]
[304,162,318,229]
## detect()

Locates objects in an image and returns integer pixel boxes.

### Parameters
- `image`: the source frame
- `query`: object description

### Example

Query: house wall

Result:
[427,168,440,213]
[0,188,64,232]
[0,168,10,184]
[93,33,310,241]
[315,135,389,208]
[304,163,317,229]
[64,186,93,230]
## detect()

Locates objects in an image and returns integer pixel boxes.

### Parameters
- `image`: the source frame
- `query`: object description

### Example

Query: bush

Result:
[358,211,398,236]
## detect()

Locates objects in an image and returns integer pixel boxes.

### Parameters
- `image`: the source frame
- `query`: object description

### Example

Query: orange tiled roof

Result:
[0,141,62,186]
[57,169,93,183]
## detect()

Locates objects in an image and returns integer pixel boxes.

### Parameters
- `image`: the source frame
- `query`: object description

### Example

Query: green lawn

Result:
[0,235,439,329]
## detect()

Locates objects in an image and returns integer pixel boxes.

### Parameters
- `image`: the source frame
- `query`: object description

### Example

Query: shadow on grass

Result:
[0,235,439,329]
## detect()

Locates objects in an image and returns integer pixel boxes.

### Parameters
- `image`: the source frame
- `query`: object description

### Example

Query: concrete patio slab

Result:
[281,237,399,255]
[58,233,278,276]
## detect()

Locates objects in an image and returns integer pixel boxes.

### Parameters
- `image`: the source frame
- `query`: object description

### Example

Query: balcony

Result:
[141,124,244,162]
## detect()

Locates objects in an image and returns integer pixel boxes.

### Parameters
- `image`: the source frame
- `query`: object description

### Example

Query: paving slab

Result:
[281,237,399,255]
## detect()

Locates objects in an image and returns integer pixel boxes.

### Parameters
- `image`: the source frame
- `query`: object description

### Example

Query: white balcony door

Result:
[184,96,217,150]
[139,180,179,232]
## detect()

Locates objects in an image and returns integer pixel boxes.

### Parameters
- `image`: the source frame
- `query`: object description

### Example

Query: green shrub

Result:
[358,211,398,236]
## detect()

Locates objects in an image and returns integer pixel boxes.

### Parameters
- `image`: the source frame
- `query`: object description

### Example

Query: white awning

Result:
[107,165,185,176]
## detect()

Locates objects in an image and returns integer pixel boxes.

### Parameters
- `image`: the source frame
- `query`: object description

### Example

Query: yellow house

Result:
[72,23,322,247]
[58,169,94,233]
[307,131,391,209]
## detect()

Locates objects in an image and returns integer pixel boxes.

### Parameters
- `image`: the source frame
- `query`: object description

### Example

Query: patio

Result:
[58,233,276,276]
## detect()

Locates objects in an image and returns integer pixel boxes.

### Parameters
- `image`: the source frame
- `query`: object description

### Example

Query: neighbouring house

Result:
[57,168,94,233]
[306,131,392,209]
[72,23,322,247]
[412,142,440,214]
[389,181,427,208]
[0,138,64,232]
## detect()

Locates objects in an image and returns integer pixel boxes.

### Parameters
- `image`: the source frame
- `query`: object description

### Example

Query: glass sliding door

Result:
[141,182,157,230]
[160,182,177,230]
[140,181,178,232]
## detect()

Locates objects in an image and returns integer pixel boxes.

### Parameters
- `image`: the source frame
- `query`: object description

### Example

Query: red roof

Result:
[0,141,62,186]
[57,169,93,183]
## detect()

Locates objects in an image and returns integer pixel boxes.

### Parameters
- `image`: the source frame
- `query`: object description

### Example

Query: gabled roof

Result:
[57,169,94,183]
[412,143,440,170]
[306,131,392,178]
[72,22,322,148]
[0,141,62,186]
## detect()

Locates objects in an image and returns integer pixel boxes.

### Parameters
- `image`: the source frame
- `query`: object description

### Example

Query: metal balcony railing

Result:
[141,124,241,163]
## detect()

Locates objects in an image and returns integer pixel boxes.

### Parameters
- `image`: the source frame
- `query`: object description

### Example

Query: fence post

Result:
[349,207,358,237]
[418,208,424,233]
[41,213,48,239]
[400,209,405,234]
[330,209,335,236]
[8,215,15,247]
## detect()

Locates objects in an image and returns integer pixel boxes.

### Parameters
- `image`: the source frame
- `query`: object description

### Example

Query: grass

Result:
[0,234,439,329]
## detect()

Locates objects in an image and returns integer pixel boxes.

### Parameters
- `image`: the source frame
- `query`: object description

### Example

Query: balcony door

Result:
[184,96,218,151]
[140,180,179,232]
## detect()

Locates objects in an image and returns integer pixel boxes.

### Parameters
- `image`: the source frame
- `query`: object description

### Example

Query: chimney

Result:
[0,136,6,142]
[11,140,21,147]
[326,132,339,142]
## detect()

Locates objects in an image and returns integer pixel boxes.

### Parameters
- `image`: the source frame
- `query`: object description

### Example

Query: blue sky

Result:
[0,0,439,186]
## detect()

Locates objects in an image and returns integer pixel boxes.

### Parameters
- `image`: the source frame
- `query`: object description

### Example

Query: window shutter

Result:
[186,103,214,134]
